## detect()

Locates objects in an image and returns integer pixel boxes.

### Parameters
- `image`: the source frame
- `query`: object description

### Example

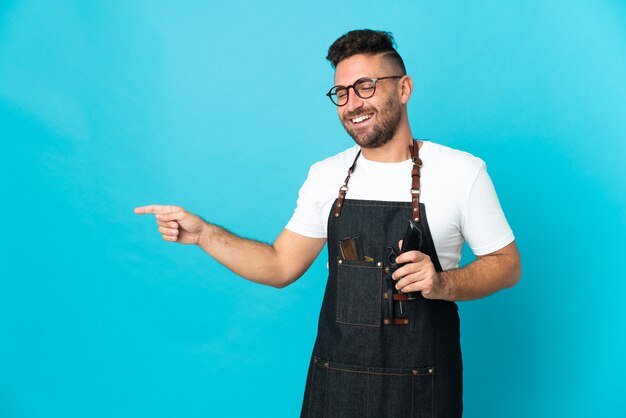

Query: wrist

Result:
[438,271,455,301]
[197,221,214,248]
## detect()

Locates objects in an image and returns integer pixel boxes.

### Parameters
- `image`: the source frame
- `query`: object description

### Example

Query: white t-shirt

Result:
[285,140,515,270]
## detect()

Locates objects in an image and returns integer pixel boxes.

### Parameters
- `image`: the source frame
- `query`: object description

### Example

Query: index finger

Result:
[134,205,177,215]
[395,250,424,264]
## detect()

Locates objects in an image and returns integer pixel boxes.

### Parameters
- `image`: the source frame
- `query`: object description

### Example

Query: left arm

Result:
[393,240,521,302]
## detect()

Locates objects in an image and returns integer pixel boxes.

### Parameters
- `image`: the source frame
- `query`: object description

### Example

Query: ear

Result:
[399,75,413,105]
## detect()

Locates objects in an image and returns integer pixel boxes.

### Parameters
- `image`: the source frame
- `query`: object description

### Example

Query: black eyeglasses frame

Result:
[326,76,404,106]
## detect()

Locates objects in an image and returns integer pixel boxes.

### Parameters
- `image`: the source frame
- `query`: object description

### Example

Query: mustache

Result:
[343,108,375,120]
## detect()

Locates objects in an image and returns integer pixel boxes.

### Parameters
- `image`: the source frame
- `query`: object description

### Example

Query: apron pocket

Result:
[307,356,435,418]
[336,258,382,327]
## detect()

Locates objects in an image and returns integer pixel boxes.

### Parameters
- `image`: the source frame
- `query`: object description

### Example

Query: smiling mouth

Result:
[350,113,373,124]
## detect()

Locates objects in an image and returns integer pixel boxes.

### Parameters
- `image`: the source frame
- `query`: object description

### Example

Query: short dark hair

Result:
[326,29,406,74]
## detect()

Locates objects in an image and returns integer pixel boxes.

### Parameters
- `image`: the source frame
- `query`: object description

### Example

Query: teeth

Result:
[351,114,372,124]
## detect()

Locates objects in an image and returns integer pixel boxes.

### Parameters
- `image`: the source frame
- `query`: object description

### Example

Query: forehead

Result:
[334,53,390,85]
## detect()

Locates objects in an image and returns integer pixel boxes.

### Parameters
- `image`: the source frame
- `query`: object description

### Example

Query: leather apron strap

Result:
[333,140,422,220]
[410,141,422,223]
[332,150,361,218]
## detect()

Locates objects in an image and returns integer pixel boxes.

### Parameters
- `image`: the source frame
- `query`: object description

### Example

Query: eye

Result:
[334,88,348,100]
[355,79,375,93]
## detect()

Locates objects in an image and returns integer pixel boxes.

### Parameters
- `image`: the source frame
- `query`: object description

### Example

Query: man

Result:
[135,29,520,417]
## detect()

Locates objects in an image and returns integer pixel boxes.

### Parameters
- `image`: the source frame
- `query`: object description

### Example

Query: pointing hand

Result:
[134,205,206,245]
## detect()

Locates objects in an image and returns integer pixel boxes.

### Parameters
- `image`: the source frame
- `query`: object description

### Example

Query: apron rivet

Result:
[428,368,434,374]
[324,362,329,367]
[338,259,343,264]
[376,261,382,267]
[412,369,417,375]
[413,207,418,212]
[334,213,339,217]
[384,267,390,273]
[383,319,389,324]
[338,203,341,207]
[414,217,419,222]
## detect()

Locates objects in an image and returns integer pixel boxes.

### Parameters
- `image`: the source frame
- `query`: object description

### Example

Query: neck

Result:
[360,122,419,163]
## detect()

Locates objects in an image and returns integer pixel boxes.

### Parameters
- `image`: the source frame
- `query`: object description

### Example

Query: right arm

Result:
[134,205,326,288]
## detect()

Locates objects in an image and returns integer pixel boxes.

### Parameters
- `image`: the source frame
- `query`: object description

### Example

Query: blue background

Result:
[1,1,625,417]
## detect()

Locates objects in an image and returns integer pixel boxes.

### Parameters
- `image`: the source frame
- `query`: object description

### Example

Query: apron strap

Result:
[333,150,361,218]
[410,140,422,223]
[333,140,422,220]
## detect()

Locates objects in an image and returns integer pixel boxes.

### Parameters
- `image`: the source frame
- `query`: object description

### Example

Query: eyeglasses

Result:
[326,76,404,106]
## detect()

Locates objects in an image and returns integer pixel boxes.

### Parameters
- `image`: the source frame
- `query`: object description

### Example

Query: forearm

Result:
[197,222,285,288]
[440,251,521,301]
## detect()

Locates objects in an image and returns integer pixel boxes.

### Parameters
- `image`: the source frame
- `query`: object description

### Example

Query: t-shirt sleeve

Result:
[461,163,515,255]
[285,165,327,239]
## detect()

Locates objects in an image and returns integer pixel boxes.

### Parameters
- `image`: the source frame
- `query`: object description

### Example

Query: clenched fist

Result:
[134,205,206,245]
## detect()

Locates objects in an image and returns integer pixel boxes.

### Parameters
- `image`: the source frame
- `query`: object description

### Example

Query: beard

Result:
[341,94,402,149]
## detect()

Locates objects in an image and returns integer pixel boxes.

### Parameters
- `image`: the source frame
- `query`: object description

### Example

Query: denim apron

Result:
[300,141,463,418]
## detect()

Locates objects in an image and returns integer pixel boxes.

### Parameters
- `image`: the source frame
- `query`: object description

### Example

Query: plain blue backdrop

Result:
[1,1,625,417]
